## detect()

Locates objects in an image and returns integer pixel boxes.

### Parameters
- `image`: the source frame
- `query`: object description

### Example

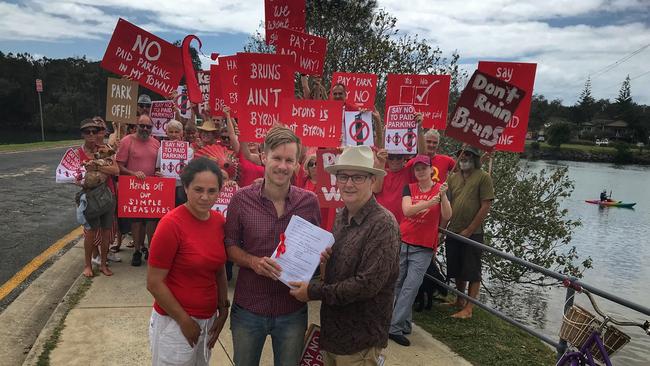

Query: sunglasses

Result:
[307,161,317,168]
[82,129,99,135]
[138,124,153,129]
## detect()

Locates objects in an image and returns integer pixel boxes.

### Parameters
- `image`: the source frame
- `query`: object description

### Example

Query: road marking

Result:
[0,226,83,301]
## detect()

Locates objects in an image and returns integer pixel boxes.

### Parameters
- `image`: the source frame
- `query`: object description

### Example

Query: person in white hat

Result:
[289,145,401,366]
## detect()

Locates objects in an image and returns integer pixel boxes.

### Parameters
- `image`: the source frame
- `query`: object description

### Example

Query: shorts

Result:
[445,233,484,282]
[128,217,158,225]
[86,201,115,230]
[149,310,216,366]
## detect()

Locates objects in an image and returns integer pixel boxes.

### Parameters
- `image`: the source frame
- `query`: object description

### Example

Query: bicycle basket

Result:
[559,305,631,363]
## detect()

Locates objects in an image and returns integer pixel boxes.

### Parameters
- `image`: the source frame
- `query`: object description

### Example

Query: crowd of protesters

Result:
[70,75,494,365]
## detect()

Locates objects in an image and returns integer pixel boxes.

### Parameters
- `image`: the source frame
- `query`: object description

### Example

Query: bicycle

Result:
[556,279,650,366]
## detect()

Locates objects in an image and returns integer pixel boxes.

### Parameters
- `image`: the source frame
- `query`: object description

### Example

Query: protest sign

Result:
[385,74,451,130]
[197,70,211,114]
[150,100,175,137]
[275,28,327,75]
[211,184,238,217]
[159,140,190,179]
[105,77,138,123]
[299,324,323,366]
[117,176,175,218]
[315,149,344,208]
[265,0,306,45]
[385,105,418,154]
[100,18,183,96]
[478,61,537,152]
[280,99,344,147]
[447,70,527,151]
[175,85,192,120]
[55,148,83,183]
[330,72,378,110]
[344,111,374,147]
[210,55,239,118]
[237,53,295,142]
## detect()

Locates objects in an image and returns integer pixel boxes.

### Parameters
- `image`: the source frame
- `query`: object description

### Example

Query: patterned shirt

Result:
[224,182,321,316]
[308,196,401,355]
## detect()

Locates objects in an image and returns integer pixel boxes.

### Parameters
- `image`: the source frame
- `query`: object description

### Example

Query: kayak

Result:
[585,200,637,208]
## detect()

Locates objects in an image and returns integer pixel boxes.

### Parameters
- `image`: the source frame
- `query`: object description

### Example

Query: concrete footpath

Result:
[15,239,471,366]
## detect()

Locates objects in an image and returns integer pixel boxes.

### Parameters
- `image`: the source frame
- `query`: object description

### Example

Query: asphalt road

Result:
[0,146,79,308]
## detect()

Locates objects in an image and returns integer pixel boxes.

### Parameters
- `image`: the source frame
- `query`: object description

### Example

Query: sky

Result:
[1,0,649,105]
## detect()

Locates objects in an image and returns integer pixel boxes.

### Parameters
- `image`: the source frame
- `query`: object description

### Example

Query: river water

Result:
[481,160,650,365]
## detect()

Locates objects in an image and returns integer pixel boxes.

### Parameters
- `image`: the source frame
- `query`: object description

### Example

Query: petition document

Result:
[272,215,335,288]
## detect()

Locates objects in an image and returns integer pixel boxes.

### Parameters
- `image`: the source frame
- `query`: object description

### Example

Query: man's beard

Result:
[459,161,474,171]
[138,130,150,139]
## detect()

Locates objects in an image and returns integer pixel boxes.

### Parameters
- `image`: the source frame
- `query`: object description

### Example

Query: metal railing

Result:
[426,228,650,359]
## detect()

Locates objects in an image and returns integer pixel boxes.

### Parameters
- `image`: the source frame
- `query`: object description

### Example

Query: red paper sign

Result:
[315,149,344,208]
[237,53,295,142]
[385,74,451,130]
[330,72,377,109]
[197,70,211,113]
[265,0,306,45]
[478,61,537,153]
[210,56,239,118]
[100,18,183,97]
[275,28,327,76]
[446,70,527,152]
[299,324,323,366]
[117,176,175,218]
[280,99,343,147]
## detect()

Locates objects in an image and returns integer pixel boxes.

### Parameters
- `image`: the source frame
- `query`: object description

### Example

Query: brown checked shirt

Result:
[308,196,401,355]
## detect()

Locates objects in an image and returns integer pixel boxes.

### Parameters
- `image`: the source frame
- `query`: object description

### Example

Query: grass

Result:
[0,139,82,152]
[36,277,92,366]
[413,302,557,366]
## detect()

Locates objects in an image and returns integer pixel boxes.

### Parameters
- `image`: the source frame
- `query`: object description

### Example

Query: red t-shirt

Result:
[301,178,335,231]
[115,134,160,177]
[430,154,455,183]
[375,167,414,224]
[237,152,265,187]
[78,146,116,194]
[400,183,442,252]
[149,205,227,318]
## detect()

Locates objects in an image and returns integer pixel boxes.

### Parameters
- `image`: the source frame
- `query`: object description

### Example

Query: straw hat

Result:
[197,119,219,132]
[325,146,386,177]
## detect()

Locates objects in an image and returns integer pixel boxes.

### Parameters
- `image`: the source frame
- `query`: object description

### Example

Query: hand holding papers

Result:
[272,215,335,288]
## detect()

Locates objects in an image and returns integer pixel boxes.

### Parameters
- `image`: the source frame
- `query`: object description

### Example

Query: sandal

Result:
[126,240,135,248]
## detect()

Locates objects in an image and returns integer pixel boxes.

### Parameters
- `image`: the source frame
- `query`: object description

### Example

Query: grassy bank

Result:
[0,139,82,152]
[414,303,557,366]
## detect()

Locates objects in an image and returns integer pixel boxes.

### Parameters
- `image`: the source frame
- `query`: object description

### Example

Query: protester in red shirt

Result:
[147,157,229,365]
[416,114,455,183]
[388,155,451,347]
[373,148,414,223]
[297,152,336,231]
[220,106,264,187]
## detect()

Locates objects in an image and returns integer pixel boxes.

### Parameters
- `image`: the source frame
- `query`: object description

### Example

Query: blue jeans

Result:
[230,303,307,366]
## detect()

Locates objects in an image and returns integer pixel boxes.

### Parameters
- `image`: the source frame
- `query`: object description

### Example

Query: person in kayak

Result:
[600,190,610,202]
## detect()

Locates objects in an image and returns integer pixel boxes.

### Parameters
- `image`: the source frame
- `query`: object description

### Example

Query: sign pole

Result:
[38,91,45,142]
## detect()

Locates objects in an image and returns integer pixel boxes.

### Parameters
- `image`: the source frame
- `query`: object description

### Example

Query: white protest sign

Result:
[55,148,84,183]
[150,100,176,137]
[343,111,374,147]
[176,85,191,120]
[212,184,238,217]
[160,140,191,179]
[385,105,418,154]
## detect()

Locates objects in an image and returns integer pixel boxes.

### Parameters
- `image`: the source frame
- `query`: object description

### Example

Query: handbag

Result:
[83,183,115,220]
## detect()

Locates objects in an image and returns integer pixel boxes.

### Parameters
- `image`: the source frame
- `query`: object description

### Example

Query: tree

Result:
[546,122,572,147]
[615,75,632,107]
[575,77,596,125]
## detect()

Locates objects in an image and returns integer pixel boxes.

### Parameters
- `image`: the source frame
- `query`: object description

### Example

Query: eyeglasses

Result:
[336,173,370,184]
[138,124,153,129]
[307,161,317,168]
[82,129,99,135]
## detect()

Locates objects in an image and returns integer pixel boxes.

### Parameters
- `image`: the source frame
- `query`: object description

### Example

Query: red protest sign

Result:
[212,184,238,217]
[275,28,327,75]
[385,74,451,130]
[385,105,418,154]
[35,79,43,93]
[237,53,295,142]
[315,149,344,208]
[265,0,306,45]
[447,70,527,152]
[100,18,183,97]
[330,72,377,109]
[210,56,239,118]
[117,176,175,218]
[478,61,537,153]
[299,324,323,366]
[197,70,211,114]
[280,99,343,147]
[55,148,82,183]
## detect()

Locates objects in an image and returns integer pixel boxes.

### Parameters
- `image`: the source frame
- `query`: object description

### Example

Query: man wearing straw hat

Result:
[290,145,401,366]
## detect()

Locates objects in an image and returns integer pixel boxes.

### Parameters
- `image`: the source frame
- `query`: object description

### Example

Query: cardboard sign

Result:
[281,99,344,147]
[275,28,327,75]
[150,100,176,137]
[176,85,192,120]
[210,56,239,118]
[105,77,138,123]
[237,53,295,142]
[55,148,83,183]
[211,184,238,217]
[330,72,378,109]
[100,18,183,96]
[197,70,211,114]
[385,74,451,130]
[265,0,306,45]
[117,176,175,218]
[299,324,323,366]
[478,61,537,153]
[385,105,418,154]
[315,149,344,208]
[160,140,190,179]
[344,111,374,147]
[447,70,526,151]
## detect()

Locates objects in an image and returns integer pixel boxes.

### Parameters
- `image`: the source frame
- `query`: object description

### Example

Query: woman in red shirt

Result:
[147,157,229,365]
[388,155,451,347]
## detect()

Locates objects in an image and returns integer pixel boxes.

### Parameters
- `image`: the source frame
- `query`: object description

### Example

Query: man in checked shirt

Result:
[224,125,321,366]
